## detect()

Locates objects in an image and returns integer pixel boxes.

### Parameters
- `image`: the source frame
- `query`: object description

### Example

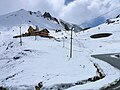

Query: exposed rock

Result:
[59,19,83,32]
[116,14,120,18]
[43,12,52,19]
[43,12,59,24]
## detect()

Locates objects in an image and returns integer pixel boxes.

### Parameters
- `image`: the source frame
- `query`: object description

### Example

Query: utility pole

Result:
[35,34,37,40]
[62,37,65,47]
[20,26,22,46]
[70,27,74,58]
[35,25,39,41]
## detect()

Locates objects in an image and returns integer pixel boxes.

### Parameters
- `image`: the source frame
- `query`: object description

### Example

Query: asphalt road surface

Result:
[91,53,120,90]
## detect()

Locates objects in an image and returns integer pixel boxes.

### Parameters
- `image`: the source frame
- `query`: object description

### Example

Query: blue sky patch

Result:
[65,0,74,5]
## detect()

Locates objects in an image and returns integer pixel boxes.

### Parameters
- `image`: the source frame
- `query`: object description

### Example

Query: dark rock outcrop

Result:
[43,12,59,24]
[60,19,83,32]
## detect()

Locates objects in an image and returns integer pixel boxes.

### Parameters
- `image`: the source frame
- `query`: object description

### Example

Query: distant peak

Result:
[15,9,28,15]
[18,9,27,12]
[43,12,52,18]
[19,9,26,11]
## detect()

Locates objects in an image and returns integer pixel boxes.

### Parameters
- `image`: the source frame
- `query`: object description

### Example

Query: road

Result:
[91,53,120,90]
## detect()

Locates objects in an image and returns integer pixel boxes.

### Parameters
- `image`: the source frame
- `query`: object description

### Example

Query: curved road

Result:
[91,53,120,90]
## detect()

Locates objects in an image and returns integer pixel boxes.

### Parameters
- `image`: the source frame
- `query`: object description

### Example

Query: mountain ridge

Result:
[0,9,83,32]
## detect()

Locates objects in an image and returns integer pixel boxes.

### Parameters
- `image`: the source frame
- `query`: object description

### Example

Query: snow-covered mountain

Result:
[0,9,83,32]
[0,10,120,90]
[0,9,62,30]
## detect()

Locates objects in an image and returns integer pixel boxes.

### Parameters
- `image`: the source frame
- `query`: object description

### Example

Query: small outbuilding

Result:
[106,19,115,24]
[28,26,35,34]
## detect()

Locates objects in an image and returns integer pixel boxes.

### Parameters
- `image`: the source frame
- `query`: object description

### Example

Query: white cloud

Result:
[59,0,120,26]
[0,0,65,16]
[19,0,65,16]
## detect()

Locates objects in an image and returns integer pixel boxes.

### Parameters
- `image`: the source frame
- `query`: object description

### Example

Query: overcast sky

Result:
[0,0,120,27]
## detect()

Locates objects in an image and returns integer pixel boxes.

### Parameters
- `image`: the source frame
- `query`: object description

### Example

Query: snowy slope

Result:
[66,17,120,90]
[0,11,120,90]
[0,28,97,89]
